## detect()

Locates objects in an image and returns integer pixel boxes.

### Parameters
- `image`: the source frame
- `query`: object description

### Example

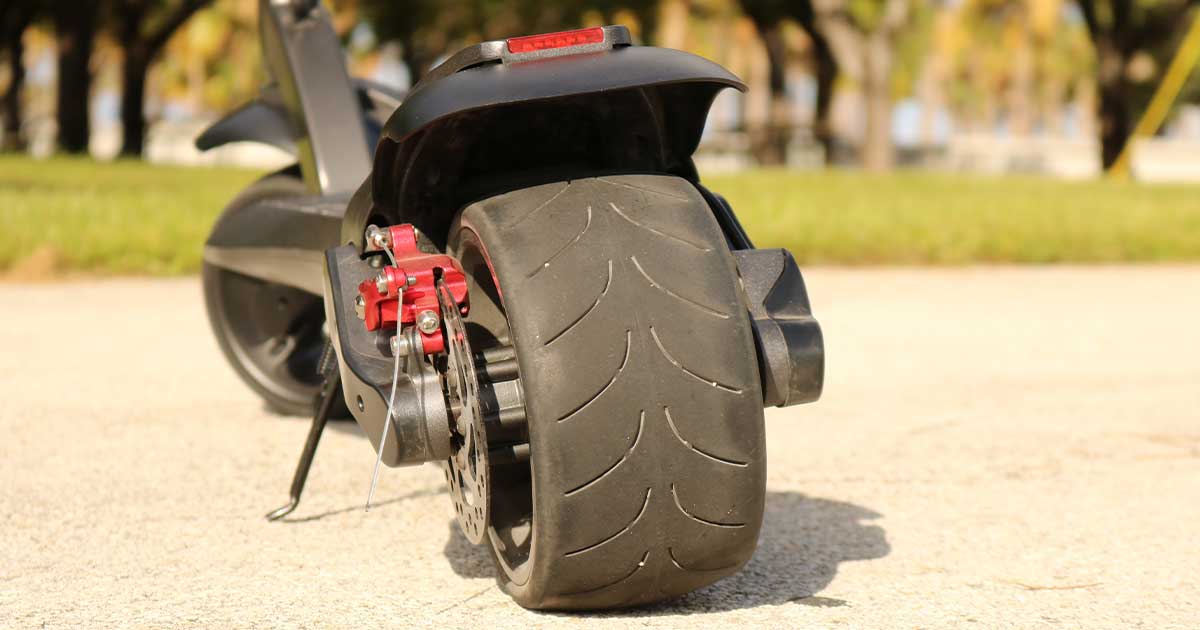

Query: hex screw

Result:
[354,294,365,320]
[417,310,440,334]
[375,272,389,295]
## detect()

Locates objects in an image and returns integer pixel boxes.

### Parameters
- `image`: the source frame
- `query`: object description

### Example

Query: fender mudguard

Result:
[349,45,746,247]
[204,193,348,295]
[195,95,297,155]
[195,80,404,158]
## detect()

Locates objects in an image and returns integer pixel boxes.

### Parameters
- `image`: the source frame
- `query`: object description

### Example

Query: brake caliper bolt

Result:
[365,225,389,251]
[375,272,389,295]
[417,310,440,334]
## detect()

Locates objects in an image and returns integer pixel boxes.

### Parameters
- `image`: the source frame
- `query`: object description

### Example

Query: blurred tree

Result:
[950,0,1093,136]
[360,0,656,84]
[53,0,99,154]
[359,0,470,85]
[1077,0,1200,168]
[737,1,792,164]
[737,0,838,164]
[109,0,214,157]
[152,1,262,117]
[0,0,40,151]
[815,0,915,171]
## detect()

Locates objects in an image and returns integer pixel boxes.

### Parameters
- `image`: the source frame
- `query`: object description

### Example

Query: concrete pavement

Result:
[2,267,1198,628]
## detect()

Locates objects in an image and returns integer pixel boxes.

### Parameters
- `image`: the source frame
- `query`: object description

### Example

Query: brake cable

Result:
[365,246,404,512]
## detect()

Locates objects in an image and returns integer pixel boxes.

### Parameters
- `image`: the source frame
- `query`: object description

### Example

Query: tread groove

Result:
[528,205,592,278]
[555,330,632,423]
[562,551,651,596]
[596,177,690,202]
[563,488,652,557]
[668,547,739,573]
[608,202,711,252]
[458,175,765,609]
[649,327,744,394]
[630,255,731,319]
[670,483,745,529]
[563,411,645,496]
[664,407,749,467]
[504,182,570,230]
[544,259,614,346]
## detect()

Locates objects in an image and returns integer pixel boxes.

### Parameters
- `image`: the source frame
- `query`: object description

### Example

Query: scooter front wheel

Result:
[448,174,765,609]
[202,171,328,416]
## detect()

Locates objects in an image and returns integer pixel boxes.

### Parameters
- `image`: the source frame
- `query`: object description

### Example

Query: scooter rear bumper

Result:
[734,249,825,408]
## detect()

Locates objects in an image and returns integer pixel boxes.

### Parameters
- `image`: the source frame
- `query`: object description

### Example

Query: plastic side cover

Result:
[734,249,825,407]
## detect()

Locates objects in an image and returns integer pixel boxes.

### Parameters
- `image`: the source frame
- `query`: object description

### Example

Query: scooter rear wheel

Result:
[448,174,765,609]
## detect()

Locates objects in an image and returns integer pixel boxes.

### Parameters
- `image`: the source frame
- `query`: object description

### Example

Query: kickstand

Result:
[265,371,342,521]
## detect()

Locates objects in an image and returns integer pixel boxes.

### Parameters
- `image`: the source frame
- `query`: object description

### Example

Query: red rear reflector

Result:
[506,27,605,54]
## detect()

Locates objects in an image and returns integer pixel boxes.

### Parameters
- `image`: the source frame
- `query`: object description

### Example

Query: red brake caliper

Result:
[357,224,491,543]
[357,224,468,353]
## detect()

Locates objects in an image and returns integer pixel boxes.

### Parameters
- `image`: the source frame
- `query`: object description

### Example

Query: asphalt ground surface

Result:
[2,267,1198,628]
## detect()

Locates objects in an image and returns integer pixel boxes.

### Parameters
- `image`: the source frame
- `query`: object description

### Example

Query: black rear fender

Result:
[343,45,746,248]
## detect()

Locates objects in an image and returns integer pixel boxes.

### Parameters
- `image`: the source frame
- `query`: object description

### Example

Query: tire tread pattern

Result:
[453,175,765,610]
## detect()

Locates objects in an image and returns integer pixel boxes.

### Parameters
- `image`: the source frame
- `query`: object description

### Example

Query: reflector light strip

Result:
[506,27,605,54]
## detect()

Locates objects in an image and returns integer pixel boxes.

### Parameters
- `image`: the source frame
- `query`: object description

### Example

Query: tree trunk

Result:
[751,20,790,166]
[1007,10,1035,136]
[794,1,838,163]
[1097,79,1131,170]
[1090,29,1132,170]
[112,0,211,157]
[862,28,894,171]
[2,6,32,152]
[916,52,942,150]
[400,38,426,87]
[660,0,689,50]
[54,2,96,155]
[634,4,659,45]
[120,48,151,157]
[810,32,837,162]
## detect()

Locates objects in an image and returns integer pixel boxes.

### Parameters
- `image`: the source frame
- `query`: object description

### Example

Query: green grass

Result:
[3,156,1200,276]
[707,169,1200,264]
[0,156,261,276]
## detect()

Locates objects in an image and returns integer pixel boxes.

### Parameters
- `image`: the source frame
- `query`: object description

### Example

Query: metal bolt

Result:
[390,334,411,356]
[365,225,389,251]
[417,310,440,334]
[375,272,389,295]
[354,294,365,320]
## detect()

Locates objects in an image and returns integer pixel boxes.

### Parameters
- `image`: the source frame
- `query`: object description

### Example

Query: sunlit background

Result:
[2,0,1199,275]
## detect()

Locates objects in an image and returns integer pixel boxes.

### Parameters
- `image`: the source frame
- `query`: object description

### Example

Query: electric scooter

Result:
[198,0,823,610]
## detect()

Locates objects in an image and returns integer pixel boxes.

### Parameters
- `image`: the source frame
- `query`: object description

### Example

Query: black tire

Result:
[449,174,765,609]
[202,170,329,416]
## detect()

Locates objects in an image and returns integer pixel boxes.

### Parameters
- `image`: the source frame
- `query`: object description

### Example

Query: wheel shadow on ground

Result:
[442,491,889,613]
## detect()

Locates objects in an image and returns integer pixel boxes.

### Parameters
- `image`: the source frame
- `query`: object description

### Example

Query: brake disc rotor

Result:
[438,279,490,544]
